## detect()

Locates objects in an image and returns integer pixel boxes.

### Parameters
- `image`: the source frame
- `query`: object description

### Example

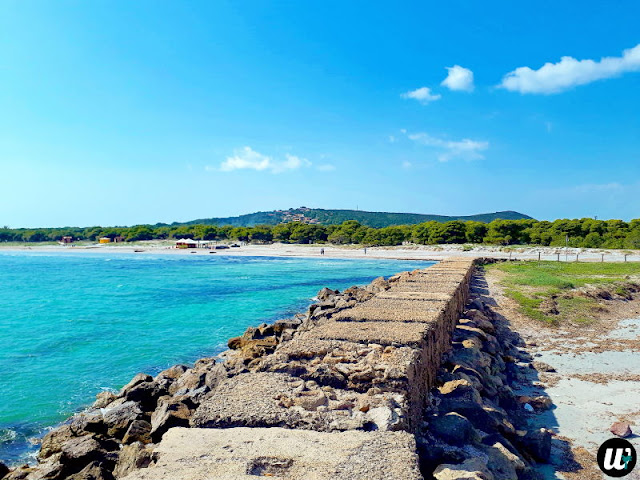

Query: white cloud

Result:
[401,160,412,169]
[406,132,489,162]
[217,147,311,173]
[499,43,640,94]
[220,146,271,171]
[441,65,474,92]
[272,154,311,173]
[401,86,441,105]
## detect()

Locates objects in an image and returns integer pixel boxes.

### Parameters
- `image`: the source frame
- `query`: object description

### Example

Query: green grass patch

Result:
[488,261,640,325]
[504,288,556,324]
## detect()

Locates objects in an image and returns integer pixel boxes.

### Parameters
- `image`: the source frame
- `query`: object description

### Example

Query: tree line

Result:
[2,218,640,249]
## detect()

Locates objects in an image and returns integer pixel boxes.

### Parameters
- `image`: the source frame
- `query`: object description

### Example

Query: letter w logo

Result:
[604,448,632,471]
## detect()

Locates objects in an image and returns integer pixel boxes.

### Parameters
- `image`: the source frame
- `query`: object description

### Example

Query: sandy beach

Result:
[2,242,640,263]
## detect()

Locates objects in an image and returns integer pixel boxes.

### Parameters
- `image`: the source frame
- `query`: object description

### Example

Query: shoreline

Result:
[2,242,640,262]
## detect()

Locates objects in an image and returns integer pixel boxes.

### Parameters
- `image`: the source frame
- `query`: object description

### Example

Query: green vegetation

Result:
[3,216,640,248]
[5,215,640,249]
[182,207,532,228]
[488,261,640,324]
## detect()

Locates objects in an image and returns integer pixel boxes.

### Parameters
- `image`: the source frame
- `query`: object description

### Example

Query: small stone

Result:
[293,391,327,411]
[610,421,632,438]
[532,361,556,373]
[531,396,552,411]
[433,457,493,480]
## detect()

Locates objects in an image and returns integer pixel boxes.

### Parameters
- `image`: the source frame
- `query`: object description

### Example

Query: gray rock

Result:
[150,397,193,442]
[532,361,556,373]
[154,365,189,382]
[468,298,486,312]
[480,441,522,480]
[122,420,152,445]
[317,287,338,301]
[124,381,166,412]
[93,391,117,409]
[113,442,153,478]
[520,428,551,462]
[168,369,206,395]
[429,413,477,446]
[437,379,483,408]
[102,401,144,439]
[2,466,36,479]
[204,363,227,390]
[60,436,107,472]
[69,411,105,436]
[39,425,75,461]
[66,460,114,480]
[610,421,632,438]
[118,374,152,398]
[433,457,494,480]
[31,457,65,480]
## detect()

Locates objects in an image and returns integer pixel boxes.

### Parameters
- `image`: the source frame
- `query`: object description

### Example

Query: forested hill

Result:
[177,208,533,228]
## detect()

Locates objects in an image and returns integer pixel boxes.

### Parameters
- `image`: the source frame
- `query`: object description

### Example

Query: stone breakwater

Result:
[1,258,551,480]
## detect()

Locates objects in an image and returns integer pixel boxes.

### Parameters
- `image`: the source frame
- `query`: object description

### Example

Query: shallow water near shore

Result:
[0,251,431,464]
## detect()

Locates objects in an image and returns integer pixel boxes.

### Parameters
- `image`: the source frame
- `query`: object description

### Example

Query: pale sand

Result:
[485,269,640,480]
[1,242,640,262]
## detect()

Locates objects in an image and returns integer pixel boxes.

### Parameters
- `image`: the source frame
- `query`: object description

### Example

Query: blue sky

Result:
[1,1,639,227]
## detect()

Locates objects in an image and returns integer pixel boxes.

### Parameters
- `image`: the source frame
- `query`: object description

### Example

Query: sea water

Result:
[0,251,431,464]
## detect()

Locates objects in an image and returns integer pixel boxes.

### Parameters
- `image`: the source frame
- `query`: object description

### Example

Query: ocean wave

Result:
[0,428,17,443]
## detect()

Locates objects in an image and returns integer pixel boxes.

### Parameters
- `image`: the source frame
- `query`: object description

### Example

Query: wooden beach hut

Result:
[176,238,198,249]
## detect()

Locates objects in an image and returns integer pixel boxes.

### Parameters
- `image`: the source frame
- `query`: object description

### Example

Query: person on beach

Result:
[364,247,367,255]
[320,248,325,255]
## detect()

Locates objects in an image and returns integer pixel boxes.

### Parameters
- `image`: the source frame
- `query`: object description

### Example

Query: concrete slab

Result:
[122,427,423,480]
[308,320,430,346]
[332,303,443,323]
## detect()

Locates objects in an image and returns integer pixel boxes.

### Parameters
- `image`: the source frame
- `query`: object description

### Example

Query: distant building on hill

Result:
[99,237,111,244]
[61,236,73,244]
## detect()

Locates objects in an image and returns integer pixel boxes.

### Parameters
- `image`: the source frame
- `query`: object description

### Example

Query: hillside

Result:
[177,208,533,228]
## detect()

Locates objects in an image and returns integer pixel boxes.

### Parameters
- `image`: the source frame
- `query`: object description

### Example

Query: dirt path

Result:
[483,268,640,480]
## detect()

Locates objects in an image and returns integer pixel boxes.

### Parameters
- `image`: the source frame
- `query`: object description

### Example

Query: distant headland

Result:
[174,207,533,228]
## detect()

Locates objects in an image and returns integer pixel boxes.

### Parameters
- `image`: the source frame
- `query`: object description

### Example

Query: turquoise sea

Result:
[0,251,431,464]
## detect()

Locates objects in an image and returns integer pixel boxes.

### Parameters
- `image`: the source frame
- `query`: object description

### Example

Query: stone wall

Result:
[128,258,476,480]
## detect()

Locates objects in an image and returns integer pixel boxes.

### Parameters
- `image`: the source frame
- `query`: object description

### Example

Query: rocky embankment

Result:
[0,259,555,480]
[418,277,553,479]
